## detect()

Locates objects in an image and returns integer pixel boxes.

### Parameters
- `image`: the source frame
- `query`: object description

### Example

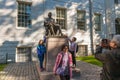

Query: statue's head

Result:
[48,12,52,18]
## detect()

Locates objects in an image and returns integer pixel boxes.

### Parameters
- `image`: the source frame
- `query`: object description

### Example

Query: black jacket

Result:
[95,48,120,80]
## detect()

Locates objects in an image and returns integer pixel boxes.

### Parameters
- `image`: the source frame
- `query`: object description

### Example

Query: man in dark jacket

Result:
[95,35,120,80]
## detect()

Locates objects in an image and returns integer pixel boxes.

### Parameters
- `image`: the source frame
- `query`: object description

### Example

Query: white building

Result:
[105,0,120,39]
[0,0,119,63]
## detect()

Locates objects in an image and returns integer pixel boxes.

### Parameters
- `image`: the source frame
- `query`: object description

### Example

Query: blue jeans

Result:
[38,54,44,69]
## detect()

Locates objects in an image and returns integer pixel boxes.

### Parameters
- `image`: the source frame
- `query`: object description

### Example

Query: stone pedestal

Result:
[39,36,68,80]
[45,36,68,72]
[72,68,81,78]
[39,72,60,80]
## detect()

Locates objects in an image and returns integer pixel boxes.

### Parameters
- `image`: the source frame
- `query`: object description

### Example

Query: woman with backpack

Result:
[67,37,77,68]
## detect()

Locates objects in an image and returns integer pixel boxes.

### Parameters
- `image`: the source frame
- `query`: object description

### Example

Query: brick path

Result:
[0,61,102,80]
[0,62,40,80]
[76,61,102,80]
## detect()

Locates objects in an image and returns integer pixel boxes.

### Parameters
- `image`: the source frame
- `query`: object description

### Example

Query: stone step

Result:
[39,71,60,80]
[39,68,81,80]
[72,67,81,79]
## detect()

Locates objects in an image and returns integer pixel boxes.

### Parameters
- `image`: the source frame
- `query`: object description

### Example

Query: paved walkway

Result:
[0,62,40,80]
[0,61,102,80]
[76,61,102,80]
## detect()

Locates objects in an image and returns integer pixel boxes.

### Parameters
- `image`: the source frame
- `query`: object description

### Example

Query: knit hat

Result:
[111,35,120,47]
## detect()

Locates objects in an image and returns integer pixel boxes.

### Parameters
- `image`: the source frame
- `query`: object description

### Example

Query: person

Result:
[53,45,73,80]
[68,37,77,68]
[37,40,46,71]
[95,39,110,54]
[95,35,120,80]
[44,12,63,36]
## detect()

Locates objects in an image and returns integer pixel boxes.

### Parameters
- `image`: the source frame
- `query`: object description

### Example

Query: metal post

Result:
[89,0,94,54]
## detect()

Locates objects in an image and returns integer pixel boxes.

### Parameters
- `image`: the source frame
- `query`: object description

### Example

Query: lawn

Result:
[0,64,7,71]
[76,55,103,67]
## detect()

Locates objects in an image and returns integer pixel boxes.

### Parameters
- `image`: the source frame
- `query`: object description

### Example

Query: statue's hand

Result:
[48,22,55,26]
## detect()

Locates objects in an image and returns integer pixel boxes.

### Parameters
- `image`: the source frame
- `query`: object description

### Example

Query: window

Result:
[17,1,32,28]
[115,0,120,5]
[56,7,66,29]
[77,45,88,56]
[94,13,101,31]
[77,10,86,30]
[16,46,32,62]
[115,18,120,34]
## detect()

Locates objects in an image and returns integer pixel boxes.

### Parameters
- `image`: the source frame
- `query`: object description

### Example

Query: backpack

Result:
[76,44,79,53]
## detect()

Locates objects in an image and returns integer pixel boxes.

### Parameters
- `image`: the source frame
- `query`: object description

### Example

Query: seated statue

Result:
[44,12,63,36]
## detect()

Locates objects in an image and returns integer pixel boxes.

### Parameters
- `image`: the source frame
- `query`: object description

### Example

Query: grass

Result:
[0,64,7,71]
[76,55,103,67]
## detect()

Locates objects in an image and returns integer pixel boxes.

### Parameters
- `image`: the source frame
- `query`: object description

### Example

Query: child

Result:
[37,40,46,71]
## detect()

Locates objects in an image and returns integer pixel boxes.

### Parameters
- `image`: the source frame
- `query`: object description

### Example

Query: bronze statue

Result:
[44,12,63,36]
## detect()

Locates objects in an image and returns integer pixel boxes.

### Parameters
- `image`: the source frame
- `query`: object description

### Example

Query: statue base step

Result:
[39,71,60,80]
[72,67,81,78]
[39,68,80,80]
